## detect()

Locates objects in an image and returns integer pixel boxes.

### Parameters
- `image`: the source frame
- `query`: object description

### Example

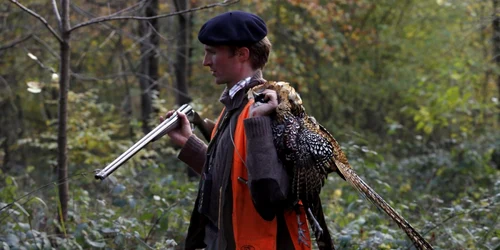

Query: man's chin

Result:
[214,79,226,85]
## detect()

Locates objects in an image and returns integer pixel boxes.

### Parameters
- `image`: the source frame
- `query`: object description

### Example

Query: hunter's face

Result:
[203,45,241,87]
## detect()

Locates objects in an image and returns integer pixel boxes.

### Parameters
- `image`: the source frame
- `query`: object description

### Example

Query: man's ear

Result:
[237,47,250,62]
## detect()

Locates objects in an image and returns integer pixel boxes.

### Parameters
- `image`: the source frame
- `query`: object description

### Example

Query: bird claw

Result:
[307,208,324,239]
[314,225,323,239]
[297,214,310,247]
[298,227,309,246]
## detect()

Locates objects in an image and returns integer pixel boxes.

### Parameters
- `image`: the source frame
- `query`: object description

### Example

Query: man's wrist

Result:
[244,116,273,138]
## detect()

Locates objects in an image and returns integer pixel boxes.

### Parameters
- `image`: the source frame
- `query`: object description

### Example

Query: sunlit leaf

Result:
[27,53,37,60]
[1,242,10,250]
[13,202,29,217]
[27,81,41,88]
[26,81,42,93]
[101,228,116,234]
[84,236,105,248]
[51,73,59,82]
[27,87,42,93]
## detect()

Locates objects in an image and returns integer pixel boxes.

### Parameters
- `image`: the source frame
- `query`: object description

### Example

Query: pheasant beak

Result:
[254,93,266,103]
[249,89,266,103]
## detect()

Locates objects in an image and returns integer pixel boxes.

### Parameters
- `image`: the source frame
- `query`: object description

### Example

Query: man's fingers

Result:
[265,92,274,101]
[255,90,277,102]
[263,91,277,105]
[176,111,191,126]
[160,110,177,123]
[176,111,186,120]
[166,110,175,118]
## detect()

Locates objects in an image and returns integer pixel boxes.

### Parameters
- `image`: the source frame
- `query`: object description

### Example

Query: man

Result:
[162,11,311,250]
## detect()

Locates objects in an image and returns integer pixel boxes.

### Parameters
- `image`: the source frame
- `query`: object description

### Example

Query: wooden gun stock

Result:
[191,112,214,141]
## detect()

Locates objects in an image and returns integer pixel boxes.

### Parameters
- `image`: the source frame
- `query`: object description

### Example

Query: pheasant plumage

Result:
[249,81,433,250]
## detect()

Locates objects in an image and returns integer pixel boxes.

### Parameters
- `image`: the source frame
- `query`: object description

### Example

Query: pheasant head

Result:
[248,81,305,122]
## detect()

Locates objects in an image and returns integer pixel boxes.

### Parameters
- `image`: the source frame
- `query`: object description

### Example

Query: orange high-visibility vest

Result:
[212,100,311,250]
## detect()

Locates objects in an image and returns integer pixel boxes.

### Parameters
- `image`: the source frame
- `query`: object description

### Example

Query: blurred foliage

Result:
[1,0,499,249]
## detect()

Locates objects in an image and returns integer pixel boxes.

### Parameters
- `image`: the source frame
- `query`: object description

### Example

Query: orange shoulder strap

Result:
[211,107,226,139]
[230,100,312,250]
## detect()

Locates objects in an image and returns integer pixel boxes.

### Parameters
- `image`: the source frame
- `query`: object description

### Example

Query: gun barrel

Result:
[95,104,193,180]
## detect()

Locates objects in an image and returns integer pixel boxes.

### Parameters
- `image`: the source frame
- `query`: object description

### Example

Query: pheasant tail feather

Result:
[334,160,433,250]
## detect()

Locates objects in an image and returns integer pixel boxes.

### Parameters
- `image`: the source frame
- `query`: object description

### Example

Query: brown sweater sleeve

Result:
[177,135,207,174]
[244,116,290,221]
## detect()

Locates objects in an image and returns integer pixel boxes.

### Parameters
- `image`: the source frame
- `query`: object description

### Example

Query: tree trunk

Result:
[57,0,70,230]
[494,0,500,122]
[0,94,24,172]
[174,0,195,178]
[174,0,192,106]
[138,0,160,134]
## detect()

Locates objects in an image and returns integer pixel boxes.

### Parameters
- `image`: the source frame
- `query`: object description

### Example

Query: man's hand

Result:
[250,89,278,117]
[160,111,193,147]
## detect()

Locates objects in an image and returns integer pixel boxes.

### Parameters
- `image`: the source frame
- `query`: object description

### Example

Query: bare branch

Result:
[109,0,148,16]
[52,0,62,30]
[0,170,92,216]
[70,0,240,32]
[32,35,59,58]
[98,30,116,48]
[23,47,57,74]
[70,71,194,100]
[147,21,175,43]
[70,2,180,57]
[0,34,32,51]
[144,202,179,244]
[9,0,63,43]
[403,194,500,250]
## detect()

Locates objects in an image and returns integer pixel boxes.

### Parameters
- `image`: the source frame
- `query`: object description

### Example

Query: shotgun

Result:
[95,104,213,180]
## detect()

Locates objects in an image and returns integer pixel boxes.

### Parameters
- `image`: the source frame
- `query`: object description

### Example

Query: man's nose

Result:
[202,57,211,66]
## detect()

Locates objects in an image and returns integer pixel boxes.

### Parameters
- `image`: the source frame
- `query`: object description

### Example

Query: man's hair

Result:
[229,37,272,70]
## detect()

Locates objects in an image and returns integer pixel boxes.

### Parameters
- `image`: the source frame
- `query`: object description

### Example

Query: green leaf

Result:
[6,177,13,186]
[450,73,461,80]
[13,202,29,217]
[30,196,48,209]
[139,212,154,221]
[112,198,127,207]
[114,233,125,246]
[160,215,169,230]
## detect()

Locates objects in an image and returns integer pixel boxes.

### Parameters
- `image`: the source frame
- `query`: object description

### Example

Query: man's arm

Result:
[161,111,207,174]
[178,135,207,174]
[244,116,289,221]
[244,89,289,221]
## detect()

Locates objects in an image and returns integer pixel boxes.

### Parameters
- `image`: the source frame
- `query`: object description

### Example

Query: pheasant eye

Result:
[255,93,266,103]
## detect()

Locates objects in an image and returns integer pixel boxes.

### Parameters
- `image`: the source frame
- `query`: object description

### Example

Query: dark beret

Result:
[198,11,267,46]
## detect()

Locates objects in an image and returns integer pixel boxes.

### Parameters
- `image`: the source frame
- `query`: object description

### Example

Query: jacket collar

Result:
[220,70,266,111]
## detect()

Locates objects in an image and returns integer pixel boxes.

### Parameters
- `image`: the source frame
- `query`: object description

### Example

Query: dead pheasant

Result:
[249,81,433,250]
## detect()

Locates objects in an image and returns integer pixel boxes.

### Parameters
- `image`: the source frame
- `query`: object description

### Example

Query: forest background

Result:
[1,0,499,249]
